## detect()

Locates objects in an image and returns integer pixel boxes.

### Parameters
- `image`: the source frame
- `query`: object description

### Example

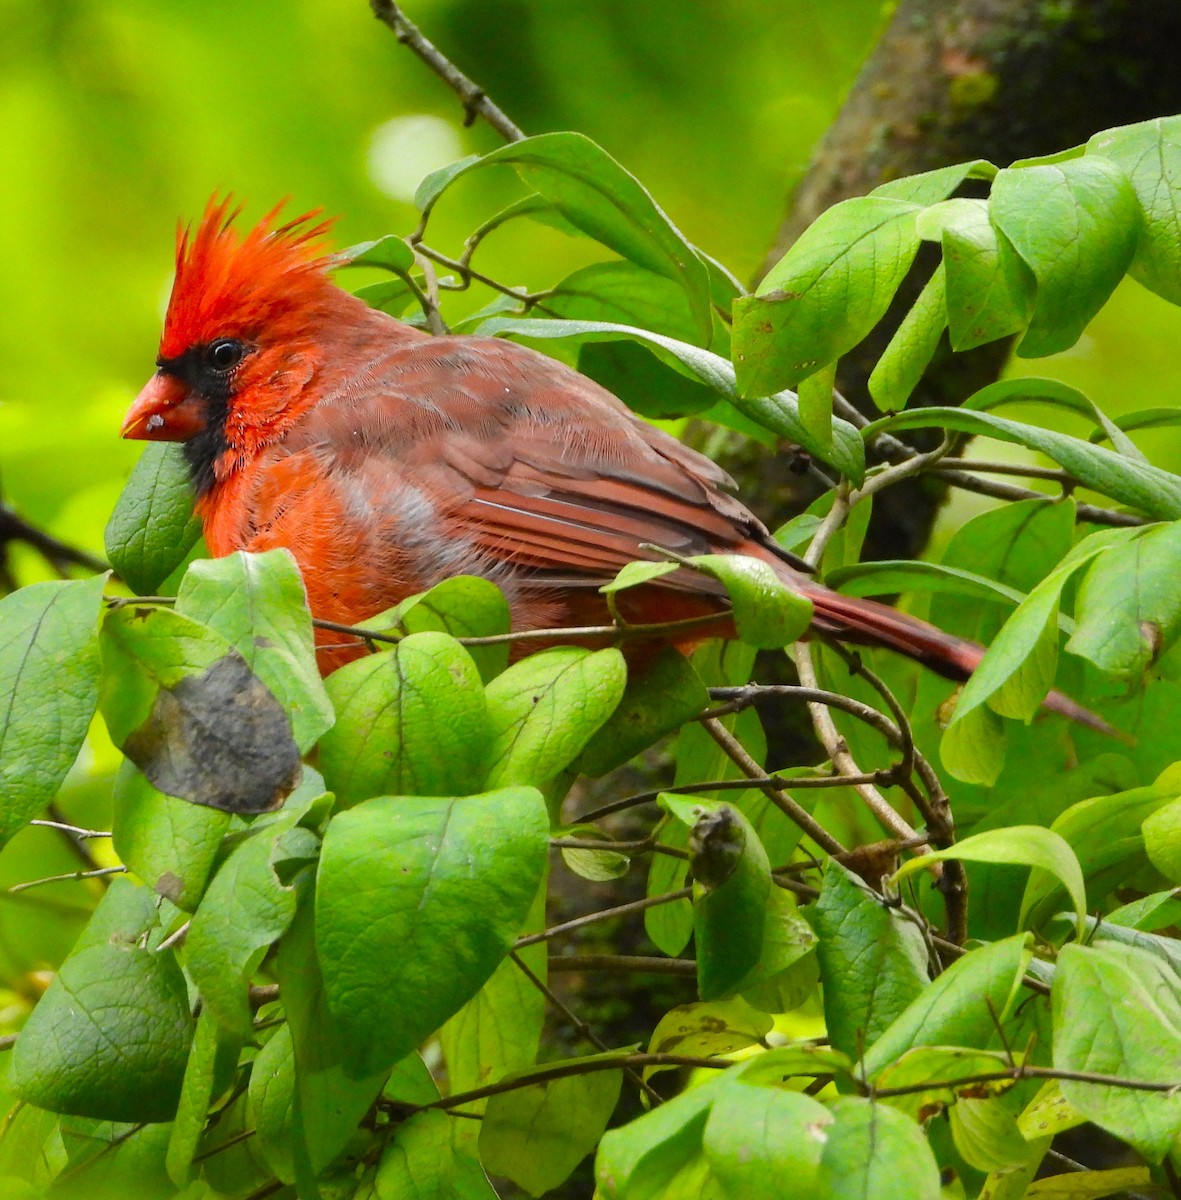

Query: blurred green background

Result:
[3,0,1181,1008]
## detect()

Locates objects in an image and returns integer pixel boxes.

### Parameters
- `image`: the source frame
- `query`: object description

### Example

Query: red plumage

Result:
[121,199,1097,728]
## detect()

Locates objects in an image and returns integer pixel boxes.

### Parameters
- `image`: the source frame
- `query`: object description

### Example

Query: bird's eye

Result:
[207,338,246,373]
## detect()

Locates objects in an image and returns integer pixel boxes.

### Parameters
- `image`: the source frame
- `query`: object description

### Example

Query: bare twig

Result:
[30,819,110,840]
[548,955,696,976]
[369,0,526,141]
[0,502,108,578]
[515,888,694,949]
[8,865,125,894]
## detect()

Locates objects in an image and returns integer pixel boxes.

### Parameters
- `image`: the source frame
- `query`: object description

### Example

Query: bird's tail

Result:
[784,572,1114,736]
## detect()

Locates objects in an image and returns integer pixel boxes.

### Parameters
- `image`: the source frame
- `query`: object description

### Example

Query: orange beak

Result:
[121,373,207,441]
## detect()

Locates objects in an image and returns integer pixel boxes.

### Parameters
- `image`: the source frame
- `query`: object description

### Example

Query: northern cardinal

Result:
[121,199,1093,726]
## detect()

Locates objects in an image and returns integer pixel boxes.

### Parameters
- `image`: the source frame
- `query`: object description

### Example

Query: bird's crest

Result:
[160,196,337,358]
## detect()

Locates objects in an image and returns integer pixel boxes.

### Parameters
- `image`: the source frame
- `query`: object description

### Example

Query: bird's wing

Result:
[305,335,786,594]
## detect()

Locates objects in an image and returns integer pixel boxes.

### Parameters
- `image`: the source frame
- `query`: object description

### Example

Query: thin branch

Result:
[548,955,696,976]
[515,888,694,948]
[932,458,1073,482]
[29,819,110,840]
[8,865,125,894]
[870,1065,1181,1100]
[700,717,847,856]
[191,1126,257,1163]
[509,951,664,1106]
[0,502,108,577]
[369,1,525,141]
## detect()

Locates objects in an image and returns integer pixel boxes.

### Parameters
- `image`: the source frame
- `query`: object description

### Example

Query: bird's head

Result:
[121,197,341,488]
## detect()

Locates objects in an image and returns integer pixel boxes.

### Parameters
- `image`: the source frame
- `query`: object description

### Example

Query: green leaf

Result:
[483,647,627,789]
[338,233,416,273]
[940,704,1008,788]
[548,260,701,343]
[104,443,201,595]
[1026,1168,1155,1198]
[732,196,921,393]
[814,860,930,1058]
[353,277,417,317]
[827,558,1031,610]
[816,1097,942,1200]
[100,604,302,813]
[474,316,866,483]
[376,1108,495,1200]
[1068,520,1181,678]
[684,553,813,649]
[646,999,773,1074]
[166,1006,237,1186]
[868,264,947,411]
[0,575,105,845]
[871,159,997,205]
[111,759,229,910]
[10,878,193,1122]
[1053,942,1181,1161]
[874,1046,1020,1121]
[187,817,316,1036]
[672,801,771,1000]
[990,157,1140,357]
[936,199,1036,350]
[316,787,548,1075]
[702,1079,830,1195]
[480,1062,623,1197]
[864,406,1181,518]
[274,893,389,1176]
[575,646,707,777]
[175,548,333,751]
[950,1096,1038,1174]
[893,825,1087,938]
[863,935,1032,1077]
[797,359,835,446]
[1144,797,1181,884]
[378,575,512,683]
[419,132,713,339]
[319,631,491,805]
[1087,115,1181,305]
[250,1025,296,1185]
[1020,763,1181,928]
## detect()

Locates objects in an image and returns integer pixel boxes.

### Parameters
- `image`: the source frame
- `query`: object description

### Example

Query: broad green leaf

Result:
[187,818,316,1036]
[1072,913,1181,980]
[338,233,416,273]
[319,631,490,805]
[868,264,947,411]
[967,376,1145,461]
[797,359,835,446]
[864,406,1181,518]
[951,1096,1037,1174]
[863,935,1032,1077]
[600,559,681,594]
[175,549,333,750]
[734,885,818,1008]
[483,647,626,789]
[871,159,997,205]
[1026,1168,1154,1197]
[646,999,773,1076]
[1107,889,1181,932]
[0,575,105,844]
[376,575,512,682]
[100,604,301,813]
[991,157,1140,356]
[1144,797,1181,883]
[376,1108,495,1200]
[733,196,922,394]
[316,787,547,1076]
[250,1025,296,1185]
[681,553,813,649]
[480,1062,623,1197]
[940,704,1008,788]
[595,1073,724,1199]
[1053,942,1181,1160]
[440,881,547,1102]
[1021,764,1181,928]
[816,1097,941,1200]
[927,197,1036,350]
[668,800,770,1000]
[111,759,229,911]
[474,315,866,483]
[104,443,201,594]
[575,646,707,777]
[166,1006,236,1186]
[1087,116,1181,304]
[1068,520,1181,678]
[353,277,417,317]
[274,894,389,1176]
[702,1080,830,1195]
[814,860,930,1057]
[893,826,1086,938]
[10,878,193,1122]
[418,132,713,339]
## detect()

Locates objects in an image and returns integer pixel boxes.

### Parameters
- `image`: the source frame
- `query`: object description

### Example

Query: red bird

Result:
[120,200,1084,722]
